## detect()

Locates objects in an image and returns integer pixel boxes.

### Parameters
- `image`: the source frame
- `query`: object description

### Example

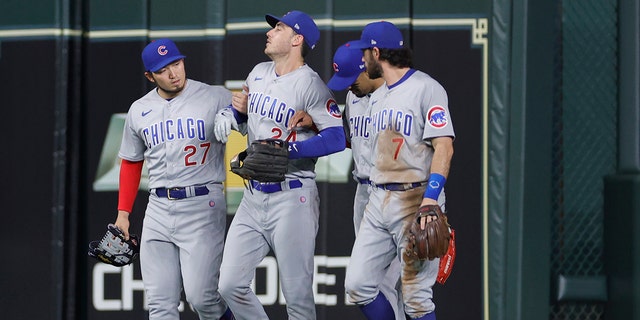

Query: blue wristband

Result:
[424,173,446,200]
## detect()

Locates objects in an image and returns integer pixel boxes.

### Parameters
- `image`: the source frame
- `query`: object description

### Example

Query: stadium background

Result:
[1,0,638,320]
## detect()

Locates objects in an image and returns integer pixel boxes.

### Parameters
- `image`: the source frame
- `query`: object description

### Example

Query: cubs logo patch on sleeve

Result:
[326,99,342,118]
[427,105,448,128]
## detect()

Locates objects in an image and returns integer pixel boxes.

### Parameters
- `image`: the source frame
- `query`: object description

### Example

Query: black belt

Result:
[154,185,210,200]
[371,182,427,191]
[250,180,303,193]
[357,178,371,185]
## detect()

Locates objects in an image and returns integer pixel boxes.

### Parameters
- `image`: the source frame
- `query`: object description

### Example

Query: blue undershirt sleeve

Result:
[288,126,346,159]
[230,106,248,124]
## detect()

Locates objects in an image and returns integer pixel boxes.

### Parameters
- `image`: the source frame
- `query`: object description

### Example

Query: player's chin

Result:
[171,85,185,93]
[160,84,184,95]
[170,79,185,89]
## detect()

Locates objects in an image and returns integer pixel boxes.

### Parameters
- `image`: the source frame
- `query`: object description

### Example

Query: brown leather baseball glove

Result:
[405,204,451,261]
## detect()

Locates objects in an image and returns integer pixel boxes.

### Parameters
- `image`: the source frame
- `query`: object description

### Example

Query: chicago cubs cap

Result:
[141,38,186,72]
[266,10,320,49]
[349,21,404,49]
[327,41,365,91]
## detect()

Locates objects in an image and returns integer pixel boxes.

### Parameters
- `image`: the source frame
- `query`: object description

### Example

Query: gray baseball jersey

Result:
[344,90,374,182]
[368,69,455,185]
[219,62,342,320]
[244,61,343,178]
[345,69,454,318]
[119,79,232,319]
[344,89,373,233]
[344,89,405,320]
[119,79,231,188]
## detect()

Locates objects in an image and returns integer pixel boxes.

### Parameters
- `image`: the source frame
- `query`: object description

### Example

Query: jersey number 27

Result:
[183,142,211,166]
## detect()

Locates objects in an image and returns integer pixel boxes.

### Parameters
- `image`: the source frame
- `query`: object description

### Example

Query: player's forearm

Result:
[423,137,454,204]
[117,159,144,213]
[429,136,454,178]
[288,126,346,159]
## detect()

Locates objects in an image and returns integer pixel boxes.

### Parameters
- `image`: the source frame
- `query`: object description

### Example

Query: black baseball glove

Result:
[88,224,140,267]
[230,138,289,182]
[405,204,451,261]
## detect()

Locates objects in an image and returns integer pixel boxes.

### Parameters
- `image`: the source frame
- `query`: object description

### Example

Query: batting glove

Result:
[214,107,238,143]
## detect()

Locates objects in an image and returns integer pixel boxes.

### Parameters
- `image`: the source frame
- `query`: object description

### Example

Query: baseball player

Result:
[343,22,455,320]
[114,38,234,320]
[326,42,404,320]
[213,10,346,320]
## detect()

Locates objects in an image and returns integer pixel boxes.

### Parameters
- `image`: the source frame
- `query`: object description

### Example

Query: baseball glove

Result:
[88,224,139,267]
[230,138,289,182]
[405,204,451,261]
[437,228,456,284]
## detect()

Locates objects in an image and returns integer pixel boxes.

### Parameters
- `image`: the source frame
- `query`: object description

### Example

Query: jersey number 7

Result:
[392,138,404,160]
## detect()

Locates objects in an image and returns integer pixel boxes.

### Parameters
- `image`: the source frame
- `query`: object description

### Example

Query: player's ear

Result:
[144,72,155,83]
[371,47,380,58]
[291,33,304,47]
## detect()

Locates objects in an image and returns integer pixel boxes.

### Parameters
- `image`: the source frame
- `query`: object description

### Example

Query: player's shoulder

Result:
[405,69,430,81]
[251,61,275,73]
[209,85,233,96]
[410,70,444,87]
[202,82,232,95]
[186,79,212,91]
[296,65,329,89]
[129,87,161,111]
[245,61,275,83]
[346,91,370,116]
[398,70,445,98]
[299,64,323,79]
[187,79,232,97]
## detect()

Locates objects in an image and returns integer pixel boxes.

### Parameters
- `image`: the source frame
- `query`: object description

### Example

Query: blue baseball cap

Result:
[349,21,404,49]
[327,41,365,91]
[141,38,186,72]
[266,10,320,49]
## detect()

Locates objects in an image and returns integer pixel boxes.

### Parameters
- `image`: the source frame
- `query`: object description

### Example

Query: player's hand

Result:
[114,210,131,240]
[214,107,237,143]
[419,198,438,229]
[231,85,249,114]
[288,110,314,131]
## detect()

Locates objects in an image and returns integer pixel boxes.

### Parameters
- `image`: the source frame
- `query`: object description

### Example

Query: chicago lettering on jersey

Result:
[141,117,207,148]
[248,92,297,127]
[370,108,413,136]
[349,115,370,139]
